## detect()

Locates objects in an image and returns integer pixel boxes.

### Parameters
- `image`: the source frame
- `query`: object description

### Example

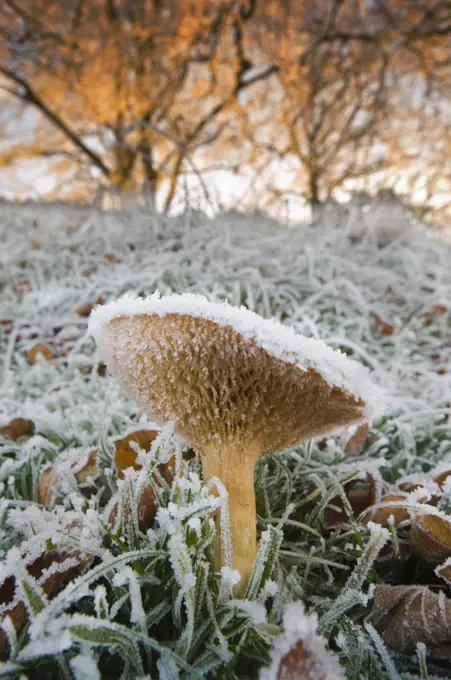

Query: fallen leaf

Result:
[39,449,98,505]
[76,297,104,318]
[27,343,53,364]
[434,469,451,489]
[38,467,64,505]
[344,423,369,455]
[276,639,328,680]
[374,314,394,336]
[0,319,13,334]
[369,585,451,658]
[110,430,182,534]
[411,512,451,563]
[97,362,107,376]
[73,449,98,485]
[398,481,441,506]
[76,302,94,317]
[0,418,34,441]
[360,493,409,527]
[114,429,159,479]
[0,549,91,658]
[108,484,158,534]
[324,475,377,529]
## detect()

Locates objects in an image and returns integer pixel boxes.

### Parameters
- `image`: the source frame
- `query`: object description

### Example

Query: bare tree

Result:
[0,0,274,208]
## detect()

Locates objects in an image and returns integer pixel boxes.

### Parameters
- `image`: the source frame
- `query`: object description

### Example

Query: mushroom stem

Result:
[202,440,262,597]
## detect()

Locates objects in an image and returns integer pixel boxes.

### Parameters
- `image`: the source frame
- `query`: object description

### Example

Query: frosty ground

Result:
[0,200,450,679]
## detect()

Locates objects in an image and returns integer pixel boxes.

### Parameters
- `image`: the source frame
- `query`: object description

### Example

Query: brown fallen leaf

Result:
[0,549,91,658]
[277,639,328,680]
[411,512,451,563]
[344,423,369,455]
[360,493,410,527]
[97,362,107,377]
[29,549,91,599]
[434,469,451,489]
[108,484,159,534]
[374,314,394,336]
[73,449,98,486]
[27,343,53,364]
[398,480,441,506]
[76,296,104,318]
[0,577,23,635]
[110,430,182,533]
[38,467,65,505]
[76,302,94,317]
[108,431,195,534]
[0,418,34,441]
[369,585,451,658]
[114,429,159,479]
[324,474,377,529]
[39,449,98,505]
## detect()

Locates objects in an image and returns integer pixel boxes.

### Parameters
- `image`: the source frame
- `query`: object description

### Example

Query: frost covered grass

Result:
[0,200,450,679]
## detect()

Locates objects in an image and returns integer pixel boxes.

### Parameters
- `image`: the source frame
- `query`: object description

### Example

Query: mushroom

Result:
[89,293,383,595]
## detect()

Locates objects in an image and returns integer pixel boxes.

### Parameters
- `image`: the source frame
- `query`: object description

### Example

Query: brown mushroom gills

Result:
[106,313,367,595]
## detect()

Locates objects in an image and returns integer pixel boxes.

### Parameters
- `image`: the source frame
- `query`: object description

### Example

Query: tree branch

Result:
[0,65,110,176]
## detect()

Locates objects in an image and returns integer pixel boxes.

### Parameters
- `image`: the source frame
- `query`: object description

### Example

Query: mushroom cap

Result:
[89,293,384,453]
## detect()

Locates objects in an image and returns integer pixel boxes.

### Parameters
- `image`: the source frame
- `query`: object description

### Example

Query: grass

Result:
[0,200,450,679]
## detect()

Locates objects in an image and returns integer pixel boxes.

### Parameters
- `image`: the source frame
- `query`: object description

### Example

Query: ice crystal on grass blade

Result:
[70,652,101,680]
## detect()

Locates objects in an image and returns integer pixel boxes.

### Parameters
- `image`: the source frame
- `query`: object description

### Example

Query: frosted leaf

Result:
[369,585,451,657]
[260,602,345,680]
[168,530,195,595]
[93,585,109,619]
[112,567,146,627]
[157,649,180,680]
[17,630,73,660]
[36,557,84,586]
[6,505,104,557]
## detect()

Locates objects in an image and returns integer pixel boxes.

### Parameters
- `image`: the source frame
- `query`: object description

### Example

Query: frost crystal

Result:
[228,600,267,625]
[70,653,101,680]
[220,566,242,586]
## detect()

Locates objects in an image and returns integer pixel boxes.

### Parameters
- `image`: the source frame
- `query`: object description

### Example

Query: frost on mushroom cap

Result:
[88,293,384,452]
